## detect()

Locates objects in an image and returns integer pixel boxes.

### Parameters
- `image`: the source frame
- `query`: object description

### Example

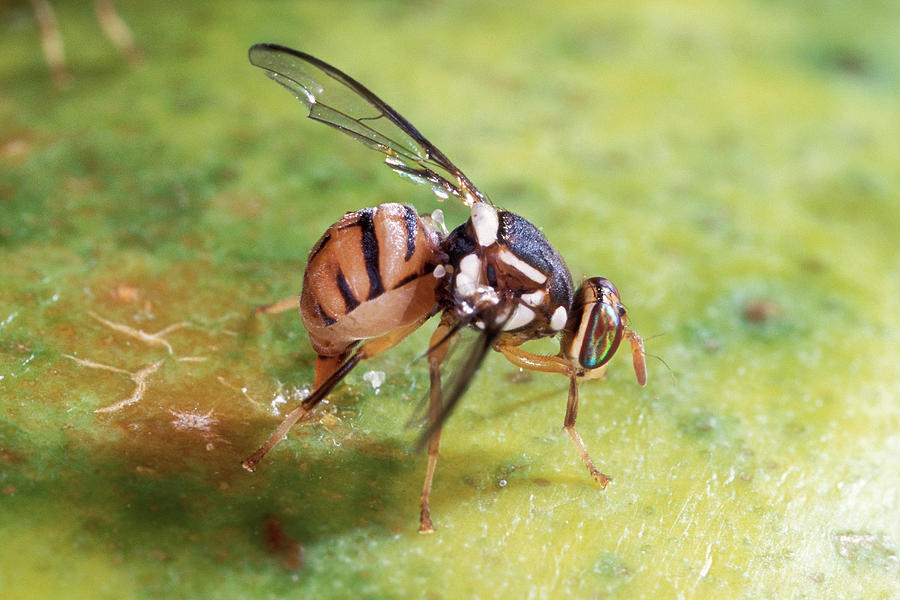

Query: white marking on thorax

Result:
[471,203,499,247]
[497,249,548,284]
[454,252,502,318]
[460,253,480,281]
[520,290,546,307]
[550,306,568,331]
[502,305,536,331]
[455,253,482,297]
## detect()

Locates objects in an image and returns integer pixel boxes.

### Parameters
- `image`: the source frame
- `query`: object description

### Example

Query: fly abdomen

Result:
[300,203,446,355]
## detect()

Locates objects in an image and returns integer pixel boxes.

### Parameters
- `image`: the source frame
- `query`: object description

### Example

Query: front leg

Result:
[563,375,611,487]
[495,344,611,486]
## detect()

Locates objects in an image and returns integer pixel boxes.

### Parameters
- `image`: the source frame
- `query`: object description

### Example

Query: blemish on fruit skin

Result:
[834,531,898,567]
[64,354,165,413]
[742,299,780,324]
[110,284,141,303]
[362,370,386,393]
[168,407,218,433]
[263,517,305,571]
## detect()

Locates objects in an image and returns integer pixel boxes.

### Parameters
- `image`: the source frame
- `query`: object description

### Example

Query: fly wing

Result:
[249,43,488,206]
[414,314,506,452]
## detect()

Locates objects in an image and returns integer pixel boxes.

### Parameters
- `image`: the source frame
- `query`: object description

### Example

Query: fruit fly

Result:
[242,43,647,533]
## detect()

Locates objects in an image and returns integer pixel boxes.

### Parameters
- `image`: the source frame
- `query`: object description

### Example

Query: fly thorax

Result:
[443,206,575,336]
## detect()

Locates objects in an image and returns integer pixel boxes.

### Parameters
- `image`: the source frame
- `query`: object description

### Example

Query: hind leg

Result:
[242,319,427,472]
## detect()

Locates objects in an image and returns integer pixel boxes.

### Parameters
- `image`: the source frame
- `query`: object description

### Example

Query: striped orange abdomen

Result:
[300,203,445,356]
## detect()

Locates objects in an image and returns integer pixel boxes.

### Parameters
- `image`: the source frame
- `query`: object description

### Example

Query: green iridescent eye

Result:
[579,302,625,370]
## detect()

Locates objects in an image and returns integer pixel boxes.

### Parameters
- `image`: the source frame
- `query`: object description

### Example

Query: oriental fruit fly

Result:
[242,44,647,533]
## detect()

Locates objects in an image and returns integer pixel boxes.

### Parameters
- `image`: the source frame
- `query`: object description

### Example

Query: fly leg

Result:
[254,296,299,315]
[625,330,647,386]
[29,0,69,87]
[94,0,143,65]
[418,318,456,534]
[495,344,611,487]
[242,319,427,472]
[563,375,610,487]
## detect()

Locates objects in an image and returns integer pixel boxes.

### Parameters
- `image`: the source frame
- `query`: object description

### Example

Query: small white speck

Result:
[270,385,310,415]
[363,370,386,393]
[1,312,18,329]
[698,544,713,579]
[431,185,450,200]
[40,292,60,306]
[430,209,447,234]
[270,393,287,416]
[724,467,735,485]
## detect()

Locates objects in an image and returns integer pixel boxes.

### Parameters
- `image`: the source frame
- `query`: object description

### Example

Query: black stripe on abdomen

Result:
[403,205,418,261]
[316,302,337,326]
[335,269,360,312]
[308,232,331,262]
[393,260,438,291]
[357,210,385,300]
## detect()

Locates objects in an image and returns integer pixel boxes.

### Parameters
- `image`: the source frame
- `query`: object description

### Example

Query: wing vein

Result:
[250,43,489,206]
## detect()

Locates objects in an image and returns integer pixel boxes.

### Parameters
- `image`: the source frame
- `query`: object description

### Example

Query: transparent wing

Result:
[250,43,488,206]
[415,310,508,452]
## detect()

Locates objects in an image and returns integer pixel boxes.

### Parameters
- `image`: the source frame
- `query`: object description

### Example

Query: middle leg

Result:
[418,317,456,533]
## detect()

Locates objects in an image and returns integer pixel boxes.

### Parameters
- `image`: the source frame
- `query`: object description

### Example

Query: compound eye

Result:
[578,301,625,370]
